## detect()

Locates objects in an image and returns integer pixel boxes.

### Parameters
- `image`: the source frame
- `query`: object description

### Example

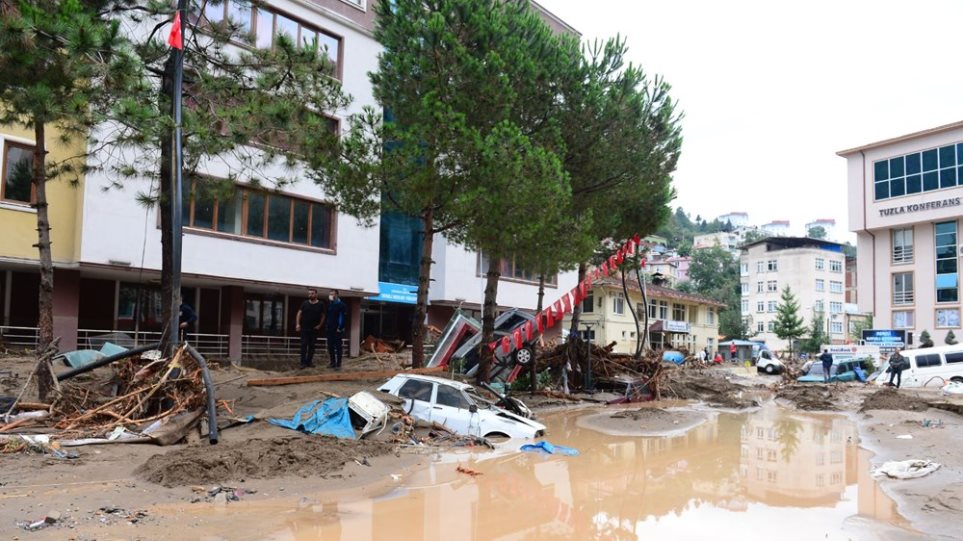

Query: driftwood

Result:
[246,366,444,387]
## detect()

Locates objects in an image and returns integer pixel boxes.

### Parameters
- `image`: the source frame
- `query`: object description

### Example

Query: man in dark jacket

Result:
[178,302,197,342]
[326,290,348,370]
[888,348,907,388]
[296,288,324,368]
[818,349,834,383]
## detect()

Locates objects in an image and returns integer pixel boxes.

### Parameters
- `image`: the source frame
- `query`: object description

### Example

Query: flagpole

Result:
[169,0,187,346]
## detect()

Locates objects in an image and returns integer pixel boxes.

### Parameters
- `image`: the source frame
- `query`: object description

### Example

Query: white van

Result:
[873,344,963,388]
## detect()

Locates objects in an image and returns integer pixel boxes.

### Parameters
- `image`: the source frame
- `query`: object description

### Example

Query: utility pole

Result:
[168,0,187,346]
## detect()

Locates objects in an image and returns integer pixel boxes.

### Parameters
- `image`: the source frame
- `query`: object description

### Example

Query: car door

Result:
[431,384,475,435]
[396,379,435,424]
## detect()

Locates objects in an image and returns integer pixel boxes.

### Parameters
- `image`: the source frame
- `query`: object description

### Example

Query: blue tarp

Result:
[520,441,579,456]
[268,398,356,439]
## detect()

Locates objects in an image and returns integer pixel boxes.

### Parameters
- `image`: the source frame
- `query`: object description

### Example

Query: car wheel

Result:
[765,364,775,375]
[484,432,511,443]
[514,346,534,365]
[951,376,963,384]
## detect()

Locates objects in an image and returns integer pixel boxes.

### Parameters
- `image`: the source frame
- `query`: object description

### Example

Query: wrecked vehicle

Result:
[756,350,785,375]
[378,374,546,439]
[798,360,869,383]
[427,309,538,380]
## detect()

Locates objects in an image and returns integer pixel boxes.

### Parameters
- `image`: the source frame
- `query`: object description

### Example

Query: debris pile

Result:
[860,387,931,412]
[361,335,406,354]
[385,409,494,448]
[775,384,841,411]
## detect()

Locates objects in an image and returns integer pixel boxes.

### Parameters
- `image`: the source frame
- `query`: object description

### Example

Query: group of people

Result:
[296,288,347,370]
[816,347,908,388]
[695,348,725,365]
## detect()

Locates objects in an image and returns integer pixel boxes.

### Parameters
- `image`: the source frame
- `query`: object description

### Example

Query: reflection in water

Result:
[264,407,908,541]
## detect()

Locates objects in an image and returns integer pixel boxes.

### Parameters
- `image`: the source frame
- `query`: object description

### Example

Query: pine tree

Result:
[773,286,806,359]
[920,330,934,348]
[802,312,828,354]
[946,330,958,345]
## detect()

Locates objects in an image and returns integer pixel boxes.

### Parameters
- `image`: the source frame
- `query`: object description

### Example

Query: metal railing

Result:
[76,329,229,358]
[241,334,348,358]
[0,326,39,350]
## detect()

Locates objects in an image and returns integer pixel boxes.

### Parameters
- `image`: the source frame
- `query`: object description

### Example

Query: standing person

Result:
[697,348,707,365]
[887,348,907,388]
[178,302,197,342]
[729,342,737,362]
[326,290,348,370]
[296,288,324,369]
[818,348,834,383]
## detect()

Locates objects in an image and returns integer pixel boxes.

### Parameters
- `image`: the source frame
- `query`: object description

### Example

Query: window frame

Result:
[935,221,958,304]
[892,228,914,264]
[476,254,557,287]
[873,142,962,201]
[613,293,625,315]
[830,280,843,294]
[815,279,825,292]
[829,260,843,273]
[766,280,778,293]
[1,140,36,205]
[892,310,914,329]
[767,260,778,272]
[892,271,914,305]
[935,307,961,329]
[815,258,825,271]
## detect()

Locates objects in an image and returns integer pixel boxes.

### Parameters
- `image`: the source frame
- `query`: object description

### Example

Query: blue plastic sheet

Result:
[520,441,579,456]
[268,398,356,439]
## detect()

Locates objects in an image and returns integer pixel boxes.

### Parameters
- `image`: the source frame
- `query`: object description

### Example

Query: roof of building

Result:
[740,236,844,252]
[594,276,727,308]
[720,212,748,216]
[763,220,790,226]
[836,120,963,156]
[530,1,581,36]
[807,218,836,225]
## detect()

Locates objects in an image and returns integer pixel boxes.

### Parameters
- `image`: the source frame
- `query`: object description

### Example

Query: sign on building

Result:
[665,320,690,333]
[861,329,906,349]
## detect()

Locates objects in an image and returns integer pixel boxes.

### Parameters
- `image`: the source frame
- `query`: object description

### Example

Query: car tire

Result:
[514,346,534,365]
[951,376,963,384]
[765,364,775,375]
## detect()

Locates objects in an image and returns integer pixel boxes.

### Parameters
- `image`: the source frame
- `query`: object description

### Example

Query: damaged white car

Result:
[378,374,545,440]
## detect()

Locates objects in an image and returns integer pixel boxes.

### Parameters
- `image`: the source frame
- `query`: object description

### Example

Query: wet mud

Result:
[860,387,931,412]
[660,369,759,408]
[776,384,844,411]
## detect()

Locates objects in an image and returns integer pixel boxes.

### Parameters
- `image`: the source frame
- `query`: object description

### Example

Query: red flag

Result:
[501,336,512,355]
[626,240,634,254]
[546,308,555,328]
[562,293,572,314]
[553,300,563,318]
[488,341,497,351]
[167,11,183,50]
[608,254,617,271]
[537,312,545,334]
[640,257,647,268]
[513,328,524,350]
[580,280,589,298]
[615,249,624,265]
[633,233,641,245]
[524,321,534,341]
[571,286,581,305]
[600,262,608,276]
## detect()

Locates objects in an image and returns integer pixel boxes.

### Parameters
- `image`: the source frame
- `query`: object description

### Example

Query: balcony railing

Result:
[893,290,914,305]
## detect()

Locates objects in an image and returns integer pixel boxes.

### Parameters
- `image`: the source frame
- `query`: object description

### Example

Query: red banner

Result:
[513,328,524,350]
[501,336,511,354]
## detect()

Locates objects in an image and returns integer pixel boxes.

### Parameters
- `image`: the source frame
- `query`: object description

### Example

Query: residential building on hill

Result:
[717,212,749,228]
[839,120,963,345]
[805,218,838,241]
[761,220,791,237]
[740,237,848,350]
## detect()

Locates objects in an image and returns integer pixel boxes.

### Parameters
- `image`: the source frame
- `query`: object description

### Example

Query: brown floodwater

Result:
[172,407,917,541]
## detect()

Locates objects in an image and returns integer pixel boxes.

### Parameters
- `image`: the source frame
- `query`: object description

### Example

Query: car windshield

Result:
[466,390,494,408]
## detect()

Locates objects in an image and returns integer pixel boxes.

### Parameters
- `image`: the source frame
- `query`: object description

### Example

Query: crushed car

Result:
[378,374,546,440]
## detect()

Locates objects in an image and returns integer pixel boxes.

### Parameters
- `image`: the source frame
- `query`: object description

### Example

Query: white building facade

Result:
[839,121,963,346]
[740,238,848,351]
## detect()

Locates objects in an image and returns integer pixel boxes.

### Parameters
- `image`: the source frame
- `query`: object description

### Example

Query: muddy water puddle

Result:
[179,407,913,541]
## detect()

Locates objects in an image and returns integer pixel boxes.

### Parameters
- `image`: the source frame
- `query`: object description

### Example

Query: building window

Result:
[815,258,825,271]
[478,255,556,286]
[815,300,824,312]
[756,301,764,313]
[741,282,749,294]
[767,321,775,332]
[830,321,844,334]
[767,301,777,313]
[205,0,342,76]
[892,272,914,305]
[581,293,594,314]
[936,308,961,328]
[756,261,764,273]
[874,143,962,200]
[830,281,843,293]
[648,299,668,320]
[740,263,749,276]
[613,293,625,315]
[757,321,765,332]
[830,260,842,273]
[1,141,33,204]
[741,299,749,313]
[579,329,596,340]
[244,293,285,335]
[767,280,777,292]
[185,180,334,249]
[673,303,685,321]
[689,307,699,324]
[767,260,778,272]
[830,301,842,314]
[892,228,914,264]
[892,310,914,329]
[757,281,764,293]
[815,279,825,292]
[935,221,958,303]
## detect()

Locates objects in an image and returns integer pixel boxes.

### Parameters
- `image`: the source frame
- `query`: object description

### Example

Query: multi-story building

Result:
[0,0,577,363]
[839,121,963,345]
[740,237,848,350]
[805,218,837,241]
[664,255,692,282]
[564,275,724,354]
[717,211,749,229]
[761,220,790,237]
[693,231,742,258]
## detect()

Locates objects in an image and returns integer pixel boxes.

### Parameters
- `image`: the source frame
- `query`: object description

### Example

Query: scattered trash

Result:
[921,419,944,429]
[895,434,914,440]
[348,391,390,438]
[456,465,483,477]
[872,459,942,480]
[520,441,579,456]
[268,398,356,439]
[361,335,406,354]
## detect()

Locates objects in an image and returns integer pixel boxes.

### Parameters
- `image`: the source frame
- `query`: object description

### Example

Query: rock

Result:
[213,492,227,505]
[44,511,61,524]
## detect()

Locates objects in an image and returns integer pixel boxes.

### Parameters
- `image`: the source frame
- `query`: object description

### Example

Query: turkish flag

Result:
[608,255,617,271]
[524,321,534,341]
[501,336,512,355]
[537,312,545,334]
[513,329,524,350]
[626,240,634,254]
[562,294,572,314]
[553,300,563,318]
[640,257,647,268]
[488,341,497,351]
[633,233,641,245]
[580,280,589,298]
[600,262,608,276]
[615,249,624,265]
[168,10,183,50]
[546,308,555,328]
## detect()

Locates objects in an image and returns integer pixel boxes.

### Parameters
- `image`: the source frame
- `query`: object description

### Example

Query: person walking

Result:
[296,288,324,368]
[326,290,348,370]
[178,302,197,342]
[887,348,907,388]
[818,348,834,383]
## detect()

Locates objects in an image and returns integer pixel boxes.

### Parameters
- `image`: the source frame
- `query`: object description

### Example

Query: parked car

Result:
[798,359,870,383]
[756,350,784,375]
[872,345,963,388]
[458,309,539,378]
[378,374,546,439]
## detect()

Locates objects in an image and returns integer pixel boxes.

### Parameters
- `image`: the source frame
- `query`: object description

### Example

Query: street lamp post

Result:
[584,323,595,393]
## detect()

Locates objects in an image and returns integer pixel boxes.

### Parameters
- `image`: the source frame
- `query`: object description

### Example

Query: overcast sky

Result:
[538,0,963,242]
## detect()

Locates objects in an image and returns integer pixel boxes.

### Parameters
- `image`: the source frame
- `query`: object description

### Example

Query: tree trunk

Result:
[158,54,177,356]
[567,262,586,339]
[530,274,545,393]
[635,261,649,357]
[410,208,434,368]
[477,265,500,384]
[32,121,56,401]
[621,269,641,360]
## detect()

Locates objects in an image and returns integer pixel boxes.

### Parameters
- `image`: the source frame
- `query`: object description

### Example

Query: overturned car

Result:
[378,374,546,440]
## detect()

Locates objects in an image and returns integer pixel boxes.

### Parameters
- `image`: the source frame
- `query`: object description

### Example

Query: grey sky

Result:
[538,0,963,241]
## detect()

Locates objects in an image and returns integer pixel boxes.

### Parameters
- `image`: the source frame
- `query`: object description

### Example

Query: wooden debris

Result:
[456,465,483,477]
[246,366,444,387]
[361,335,406,354]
